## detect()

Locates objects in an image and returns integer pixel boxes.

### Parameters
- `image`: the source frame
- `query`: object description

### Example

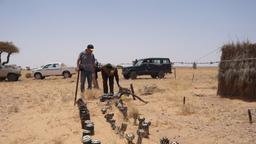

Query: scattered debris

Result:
[160,137,179,144]
[136,129,145,144]
[125,133,135,144]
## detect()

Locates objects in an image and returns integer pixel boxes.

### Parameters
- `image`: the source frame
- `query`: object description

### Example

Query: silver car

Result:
[32,62,76,80]
[0,64,21,81]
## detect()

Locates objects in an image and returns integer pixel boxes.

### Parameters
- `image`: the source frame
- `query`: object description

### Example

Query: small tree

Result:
[0,41,19,65]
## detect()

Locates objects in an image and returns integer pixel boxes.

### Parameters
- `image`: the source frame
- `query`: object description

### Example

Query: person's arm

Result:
[114,68,120,87]
[92,54,96,70]
[76,53,81,71]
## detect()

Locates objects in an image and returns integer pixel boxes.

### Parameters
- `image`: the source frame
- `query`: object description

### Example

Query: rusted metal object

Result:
[160,137,170,144]
[115,99,128,119]
[138,116,145,129]
[109,119,116,130]
[248,109,253,123]
[119,123,128,137]
[80,109,90,121]
[83,130,91,136]
[105,100,113,110]
[101,108,107,114]
[85,122,94,135]
[120,106,128,119]
[125,133,135,144]
[136,129,145,144]
[104,113,114,122]
[83,120,94,134]
[115,84,148,104]
[77,98,90,121]
[91,139,101,144]
[82,135,92,144]
[100,94,113,102]
[160,137,179,144]
[142,121,151,138]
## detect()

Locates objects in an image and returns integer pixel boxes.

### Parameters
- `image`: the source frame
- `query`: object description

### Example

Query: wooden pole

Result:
[130,84,136,100]
[74,71,80,106]
[248,109,253,123]
[174,68,176,80]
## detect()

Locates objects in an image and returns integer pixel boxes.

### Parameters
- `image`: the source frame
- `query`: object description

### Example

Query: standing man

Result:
[101,63,120,95]
[77,44,96,99]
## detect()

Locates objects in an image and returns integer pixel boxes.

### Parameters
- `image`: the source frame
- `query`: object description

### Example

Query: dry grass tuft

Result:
[8,105,19,113]
[218,41,256,99]
[25,73,32,78]
[139,84,165,95]
[180,104,195,115]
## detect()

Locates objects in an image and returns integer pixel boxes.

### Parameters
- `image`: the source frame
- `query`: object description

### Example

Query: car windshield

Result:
[43,64,51,69]
[135,60,143,66]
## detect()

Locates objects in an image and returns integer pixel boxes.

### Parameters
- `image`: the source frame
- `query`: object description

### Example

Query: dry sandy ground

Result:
[0,67,256,144]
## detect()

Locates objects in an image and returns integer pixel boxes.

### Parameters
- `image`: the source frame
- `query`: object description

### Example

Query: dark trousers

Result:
[80,70,92,92]
[102,71,114,94]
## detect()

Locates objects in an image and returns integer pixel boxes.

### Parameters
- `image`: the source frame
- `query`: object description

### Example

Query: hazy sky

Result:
[0,0,256,68]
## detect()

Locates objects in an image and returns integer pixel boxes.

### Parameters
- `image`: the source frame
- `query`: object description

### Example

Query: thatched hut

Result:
[217,41,256,99]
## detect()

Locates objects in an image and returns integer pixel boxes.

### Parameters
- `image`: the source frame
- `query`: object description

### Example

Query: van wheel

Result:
[151,74,157,79]
[130,72,137,79]
[34,73,42,80]
[7,74,19,81]
[63,71,71,79]
[0,77,6,81]
[158,71,165,79]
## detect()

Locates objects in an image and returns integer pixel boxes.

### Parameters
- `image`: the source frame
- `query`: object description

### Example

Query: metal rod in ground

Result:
[183,97,186,105]
[74,70,80,106]
[130,84,136,100]
[192,73,194,82]
[248,109,252,123]
[174,68,176,80]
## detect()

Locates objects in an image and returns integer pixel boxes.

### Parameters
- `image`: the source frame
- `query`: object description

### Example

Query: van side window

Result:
[163,59,170,64]
[143,59,151,64]
[44,64,51,68]
[153,59,161,64]
[53,64,60,68]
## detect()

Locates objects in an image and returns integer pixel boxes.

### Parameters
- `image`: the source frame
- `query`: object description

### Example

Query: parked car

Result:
[122,58,172,79]
[0,64,22,81]
[32,63,76,79]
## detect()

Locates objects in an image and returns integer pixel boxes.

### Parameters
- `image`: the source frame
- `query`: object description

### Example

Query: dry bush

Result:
[139,84,165,95]
[218,41,256,99]
[25,73,32,78]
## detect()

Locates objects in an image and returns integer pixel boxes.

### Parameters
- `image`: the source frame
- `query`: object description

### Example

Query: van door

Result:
[149,59,161,74]
[48,63,61,75]
[0,65,8,77]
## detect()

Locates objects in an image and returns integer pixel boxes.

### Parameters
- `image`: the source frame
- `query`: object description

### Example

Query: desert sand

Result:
[0,67,256,144]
